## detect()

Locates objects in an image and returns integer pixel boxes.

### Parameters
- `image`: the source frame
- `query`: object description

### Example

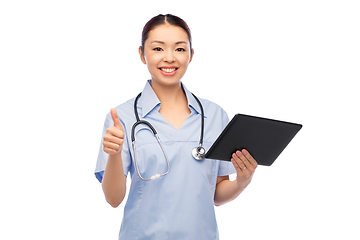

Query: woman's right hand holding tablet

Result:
[103,108,125,155]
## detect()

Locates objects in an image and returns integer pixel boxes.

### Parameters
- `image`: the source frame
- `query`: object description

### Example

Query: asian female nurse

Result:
[95,14,258,240]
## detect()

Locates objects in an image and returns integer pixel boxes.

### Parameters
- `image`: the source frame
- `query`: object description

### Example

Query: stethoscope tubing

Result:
[133,92,204,143]
[132,133,171,181]
[131,91,205,180]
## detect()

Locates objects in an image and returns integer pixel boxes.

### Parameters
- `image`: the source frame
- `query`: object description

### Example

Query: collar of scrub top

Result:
[132,80,206,180]
[140,80,207,119]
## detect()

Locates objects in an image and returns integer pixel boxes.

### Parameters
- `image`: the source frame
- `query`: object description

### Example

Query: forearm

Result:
[102,153,127,208]
[214,149,257,206]
[214,179,249,206]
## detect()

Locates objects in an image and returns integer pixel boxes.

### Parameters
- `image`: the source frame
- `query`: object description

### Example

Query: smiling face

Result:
[139,24,194,88]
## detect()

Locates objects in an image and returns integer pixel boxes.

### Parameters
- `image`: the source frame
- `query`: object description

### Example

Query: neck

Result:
[151,80,187,106]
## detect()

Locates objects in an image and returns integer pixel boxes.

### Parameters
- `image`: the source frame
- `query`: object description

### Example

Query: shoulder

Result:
[197,96,230,131]
[103,97,137,130]
[114,98,136,117]
[196,96,230,142]
[198,97,228,117]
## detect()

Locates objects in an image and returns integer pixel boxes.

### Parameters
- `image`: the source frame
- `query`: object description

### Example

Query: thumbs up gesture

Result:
[103,108,125,155]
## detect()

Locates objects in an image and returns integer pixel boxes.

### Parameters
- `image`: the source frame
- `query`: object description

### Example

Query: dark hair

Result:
[141,14,192,53]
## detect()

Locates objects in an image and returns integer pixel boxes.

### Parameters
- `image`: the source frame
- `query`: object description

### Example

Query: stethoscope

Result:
[132,92,206,181]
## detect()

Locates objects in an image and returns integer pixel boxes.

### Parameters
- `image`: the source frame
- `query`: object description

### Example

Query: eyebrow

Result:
[151,40,187,45]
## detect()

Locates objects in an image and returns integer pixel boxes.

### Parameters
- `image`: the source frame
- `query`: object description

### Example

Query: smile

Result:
[160,68,177,73]
[158,67,178,76]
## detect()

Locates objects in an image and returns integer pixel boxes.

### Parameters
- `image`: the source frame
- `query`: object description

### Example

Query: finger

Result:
[110,108,123,130]
[232,152,246,172]
[106,126,124,139]
[103,146,118,155]
[103,141,120,151]
[231,157,239,169]
[241,149,258,168]
[104,134,123,145]
[231,158,242,173]
[235,151,253,172]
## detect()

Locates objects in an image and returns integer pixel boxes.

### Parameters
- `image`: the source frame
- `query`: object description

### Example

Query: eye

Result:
[153,47,163,51]
[176,48,186,52]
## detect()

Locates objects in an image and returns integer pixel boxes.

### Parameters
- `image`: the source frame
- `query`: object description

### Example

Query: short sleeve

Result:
[94,111,132,183]
[217,108,236,176]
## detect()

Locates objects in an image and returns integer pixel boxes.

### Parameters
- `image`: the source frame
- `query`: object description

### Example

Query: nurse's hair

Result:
[141,14,193,53]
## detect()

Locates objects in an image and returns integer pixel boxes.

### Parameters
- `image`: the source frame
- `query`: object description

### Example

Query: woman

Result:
[95,14,257,240]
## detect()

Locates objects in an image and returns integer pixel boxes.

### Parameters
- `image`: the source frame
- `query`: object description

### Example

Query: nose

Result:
[163,50,175,63]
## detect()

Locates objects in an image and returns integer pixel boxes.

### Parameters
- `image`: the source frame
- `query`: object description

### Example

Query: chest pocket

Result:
[132,126,170,180]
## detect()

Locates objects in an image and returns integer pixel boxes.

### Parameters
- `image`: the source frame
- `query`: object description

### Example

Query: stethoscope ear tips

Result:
[192,146,206,161]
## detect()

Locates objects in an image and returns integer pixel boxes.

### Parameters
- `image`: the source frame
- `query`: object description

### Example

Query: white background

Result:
[1,0,359,239]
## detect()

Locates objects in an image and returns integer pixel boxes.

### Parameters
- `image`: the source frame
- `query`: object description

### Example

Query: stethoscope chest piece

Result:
[192,146,206,161]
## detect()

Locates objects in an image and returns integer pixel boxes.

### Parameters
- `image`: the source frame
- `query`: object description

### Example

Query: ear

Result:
[189,48,194,63]
[138,46,146,64]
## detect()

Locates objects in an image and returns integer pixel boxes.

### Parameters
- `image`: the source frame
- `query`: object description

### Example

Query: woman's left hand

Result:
[231,149,258,188]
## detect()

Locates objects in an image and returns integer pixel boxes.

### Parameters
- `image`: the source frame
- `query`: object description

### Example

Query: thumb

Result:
[110,108,123,130]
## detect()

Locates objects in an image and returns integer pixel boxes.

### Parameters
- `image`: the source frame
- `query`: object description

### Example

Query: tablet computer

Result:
[205,114,302,166]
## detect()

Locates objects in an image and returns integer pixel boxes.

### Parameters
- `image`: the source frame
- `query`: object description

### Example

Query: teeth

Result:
[161,68,176,73]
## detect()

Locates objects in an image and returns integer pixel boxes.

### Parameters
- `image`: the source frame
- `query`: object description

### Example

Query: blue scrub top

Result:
[95,80,236,240]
